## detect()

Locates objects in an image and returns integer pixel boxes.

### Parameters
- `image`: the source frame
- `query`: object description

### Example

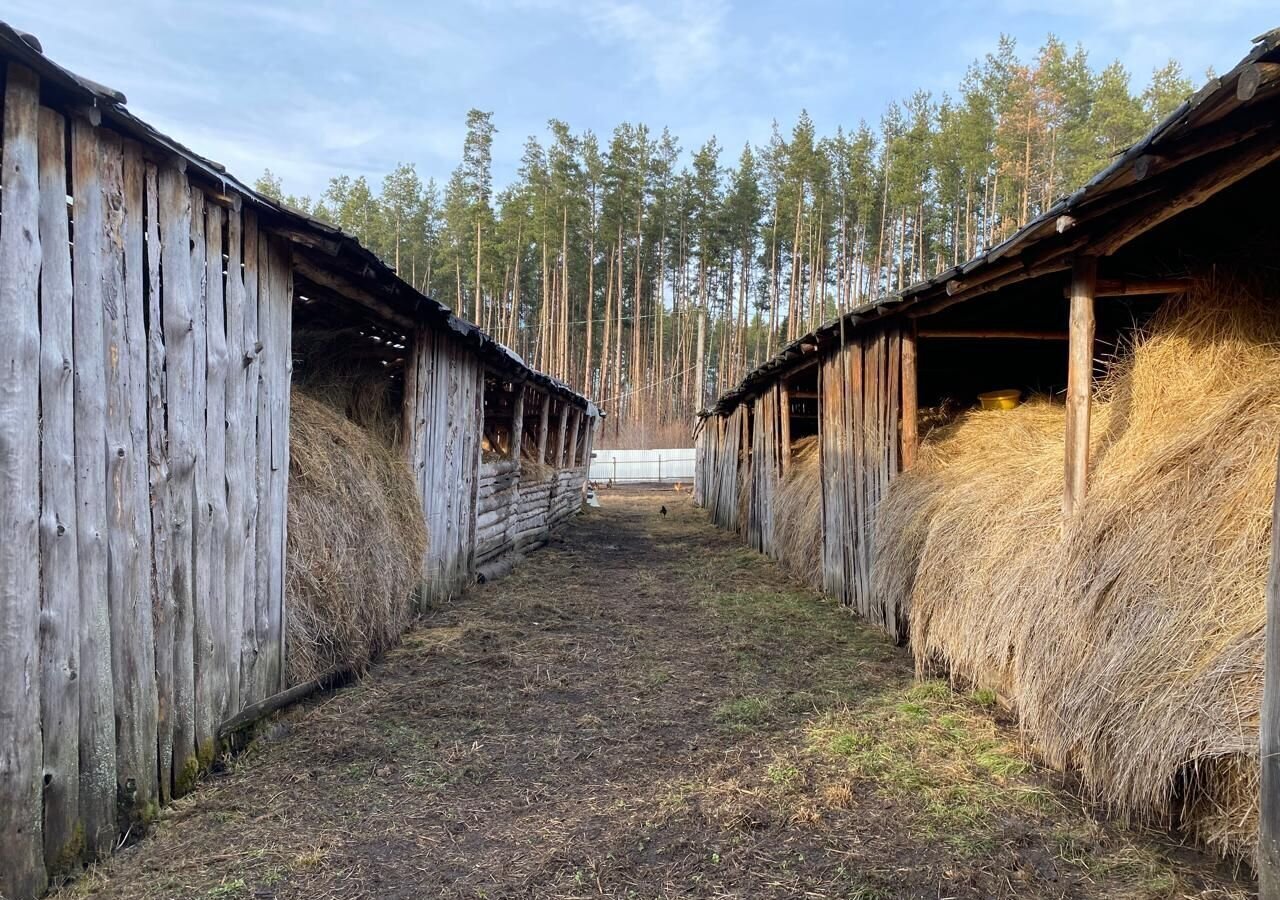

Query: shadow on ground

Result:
[57,490,1253,899]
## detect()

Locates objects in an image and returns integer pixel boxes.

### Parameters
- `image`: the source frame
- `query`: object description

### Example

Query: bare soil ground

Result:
[61,490,1253,899]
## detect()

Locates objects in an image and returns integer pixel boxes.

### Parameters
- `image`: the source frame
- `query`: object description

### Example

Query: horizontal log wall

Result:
[0,63,293,899]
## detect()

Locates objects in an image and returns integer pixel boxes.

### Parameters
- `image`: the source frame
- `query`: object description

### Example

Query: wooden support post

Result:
[536,392,551,464]
[510,386,525,463]
[1261,445,1280,899]
[1063,256,1097,518]
[567,408,581,468]
[901,322,918,471]
[555,401,569,468]
[778,381,792,476]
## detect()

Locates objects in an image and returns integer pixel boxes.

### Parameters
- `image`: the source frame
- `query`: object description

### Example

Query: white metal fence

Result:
[590,448,696,484]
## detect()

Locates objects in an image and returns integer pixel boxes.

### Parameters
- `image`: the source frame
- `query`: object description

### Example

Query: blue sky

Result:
[4,0,1275,198]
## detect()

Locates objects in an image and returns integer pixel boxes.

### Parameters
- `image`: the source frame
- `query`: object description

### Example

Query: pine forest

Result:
[256,34,1195,446]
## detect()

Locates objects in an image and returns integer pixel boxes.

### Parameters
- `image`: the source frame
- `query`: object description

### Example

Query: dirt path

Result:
[63,490,1250,900]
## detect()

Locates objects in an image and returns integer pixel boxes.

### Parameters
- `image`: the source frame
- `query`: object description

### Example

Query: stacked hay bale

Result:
[774,436,823,589]
[286,389,427,684]
[874,280,1280,862]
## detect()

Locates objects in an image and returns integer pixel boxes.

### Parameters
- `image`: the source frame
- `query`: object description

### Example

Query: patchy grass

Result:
[53,490,1252,900]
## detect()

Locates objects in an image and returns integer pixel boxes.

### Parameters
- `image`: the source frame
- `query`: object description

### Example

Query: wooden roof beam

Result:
[293,254,415,331]
[1094,127,1280,256]
[1092,277,1192,297]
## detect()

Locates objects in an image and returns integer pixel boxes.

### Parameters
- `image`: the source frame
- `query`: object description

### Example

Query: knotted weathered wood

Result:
[37,103,81,879]
[225,204,248,718]
[105,135,159,832]
[144,159,175,805]
[536,392,551,464]
[71,114,118,861]
[0,62,47,900]
[159,163,199,797]
[197,201,229,753]
[239,210,264,707]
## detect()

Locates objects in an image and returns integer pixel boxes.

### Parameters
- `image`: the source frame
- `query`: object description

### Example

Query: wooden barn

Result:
[0,24,599,899]
[696,28,1280,864]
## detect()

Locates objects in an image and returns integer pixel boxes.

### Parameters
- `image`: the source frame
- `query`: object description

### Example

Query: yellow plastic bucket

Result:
[978,389,1021,411]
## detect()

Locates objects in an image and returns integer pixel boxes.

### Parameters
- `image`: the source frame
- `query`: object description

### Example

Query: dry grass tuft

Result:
[775,436,823,589]
[286,388,427,685]
[874,278,1280,862]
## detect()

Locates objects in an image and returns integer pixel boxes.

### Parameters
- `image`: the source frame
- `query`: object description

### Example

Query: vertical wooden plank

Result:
[779,380,791,476]
[819,351,842,602]
[224,203,246,718]
[566,407,580,470]
[71,117,118,858]
[468,366,484,579]
[882,327,902,639]
[199,201,228,743]
[555,401,569,469]
[124,143,159,815]
[143,160,173,805]
[251,227,272,703]
[0,63,47,899]
[188,187,215,770]
[511,385,526,464]
[104,135,158,829]
[276,254,293,690]
[536,392,551,464]
[37,105,81,877]
[1260,445,1280,899]
[885,327,901,484]
[159,163,198,797]
[258,238,291,691]
[1064,256,1097,519]
[900,322,918,472]
[239,213,262,706]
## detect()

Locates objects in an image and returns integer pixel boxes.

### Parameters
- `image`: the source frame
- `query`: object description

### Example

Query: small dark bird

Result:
[660,505,667,517]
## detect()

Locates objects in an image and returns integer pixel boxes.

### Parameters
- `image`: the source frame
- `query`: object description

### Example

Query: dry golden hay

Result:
[286,388,428,685]
[293,326,404,441]
[874,278,1280,863]
[520,437,555,482]
[774,436,823,590]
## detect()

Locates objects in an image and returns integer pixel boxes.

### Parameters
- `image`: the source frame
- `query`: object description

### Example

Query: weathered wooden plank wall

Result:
[0,68,295,897]
[0,61,597,897]
[404,330,484,603]
[819,325,905,640]
[1,62,46,900]
[403,346,596,600]
[694,325,906,642]
[744,386,782,555]
[712,406,745,531]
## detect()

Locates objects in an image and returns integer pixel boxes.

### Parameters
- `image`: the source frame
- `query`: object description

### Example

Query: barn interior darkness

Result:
[773,155,1280,451]
[291,274,409,443]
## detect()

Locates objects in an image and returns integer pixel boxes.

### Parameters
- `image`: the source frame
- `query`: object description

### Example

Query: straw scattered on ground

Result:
[285,388,427,684]
[875,278,1280,863]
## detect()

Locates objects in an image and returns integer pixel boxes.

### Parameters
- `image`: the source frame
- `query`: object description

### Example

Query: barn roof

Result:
[0,21,601,419]
[706,26,1280,418]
